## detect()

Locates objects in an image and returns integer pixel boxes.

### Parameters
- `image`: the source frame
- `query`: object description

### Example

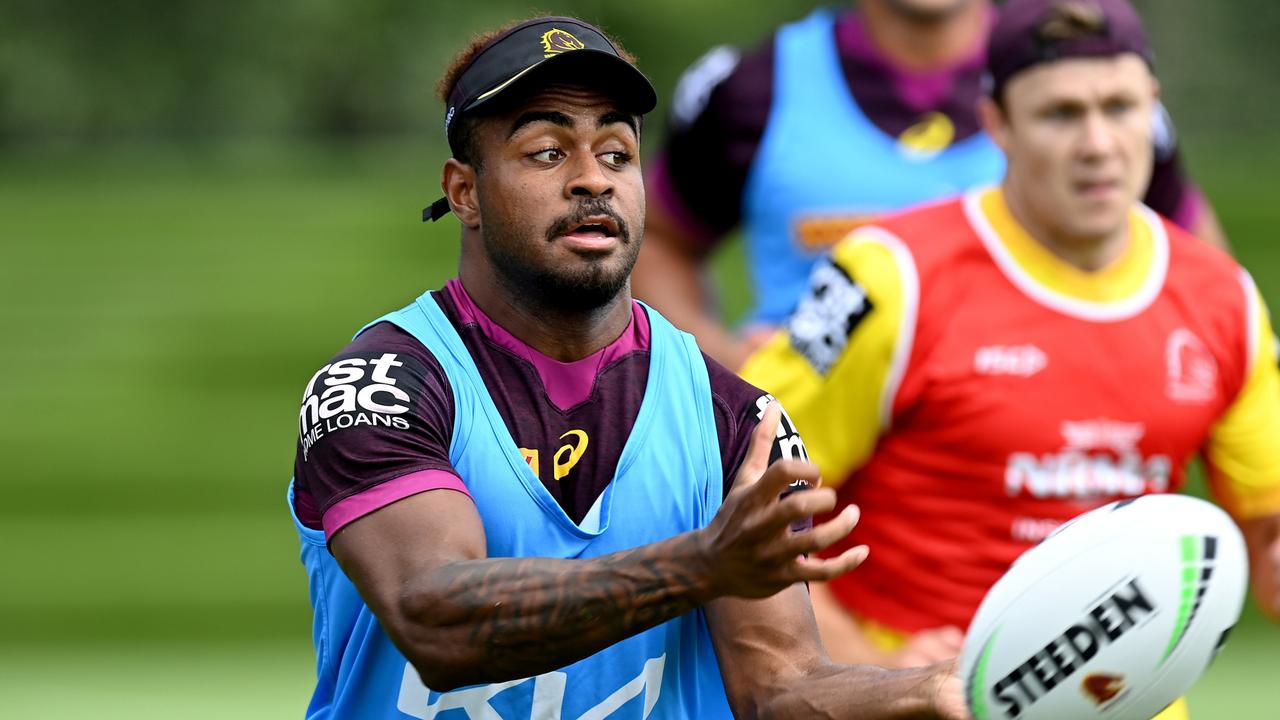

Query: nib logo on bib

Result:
[1004,419,1172,521]
[298,352,419,460]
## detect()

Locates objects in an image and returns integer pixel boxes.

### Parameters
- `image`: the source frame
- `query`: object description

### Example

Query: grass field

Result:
[2,140,1278,717]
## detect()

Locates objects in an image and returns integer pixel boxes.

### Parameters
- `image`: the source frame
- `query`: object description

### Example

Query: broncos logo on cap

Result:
[541,28,586,58]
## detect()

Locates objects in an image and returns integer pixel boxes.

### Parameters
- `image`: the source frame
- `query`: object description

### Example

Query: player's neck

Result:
[859,0,990,71]
[456,267,634,363]
[1000,182,1131,273]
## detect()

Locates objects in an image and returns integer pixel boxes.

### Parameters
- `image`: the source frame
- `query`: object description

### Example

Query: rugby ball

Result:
[959,495,1248,720]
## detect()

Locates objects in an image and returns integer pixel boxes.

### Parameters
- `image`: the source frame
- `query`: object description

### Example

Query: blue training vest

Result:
[741,9,1005,325]
[289,291,732,719]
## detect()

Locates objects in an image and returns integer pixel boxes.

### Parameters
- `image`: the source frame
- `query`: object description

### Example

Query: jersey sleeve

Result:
[1203,274,1280,519]
[293,322,466,541]
[739,232,908,487]
[708,354,817,532]
[646,39,775,248]
[707,353,811,493]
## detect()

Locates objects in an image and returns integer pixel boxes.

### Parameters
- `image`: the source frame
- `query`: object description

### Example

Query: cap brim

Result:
[461,49,657,118]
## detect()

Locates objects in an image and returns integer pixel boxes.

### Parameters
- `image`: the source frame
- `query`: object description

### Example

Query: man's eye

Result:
[601,151,633,168]
[1045,106,1081,121]
[530,148,564,162]
[1104,99,1135,117]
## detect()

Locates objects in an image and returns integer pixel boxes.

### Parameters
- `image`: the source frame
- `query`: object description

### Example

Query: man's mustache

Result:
[547,201,629,243]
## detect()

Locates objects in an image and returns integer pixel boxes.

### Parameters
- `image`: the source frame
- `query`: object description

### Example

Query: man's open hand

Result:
[697,402,869,599]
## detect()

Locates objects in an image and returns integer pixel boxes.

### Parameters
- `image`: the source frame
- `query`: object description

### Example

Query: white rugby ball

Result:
[960,495,1247,720]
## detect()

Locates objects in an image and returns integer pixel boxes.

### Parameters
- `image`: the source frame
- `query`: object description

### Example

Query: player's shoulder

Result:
[702,352,811,474]
[1155,212,1258,359]
[298,321,452,424]
[314,321,444,379]
[1160,211,1234,269]
[872,194,971,240]
[703,350,781,437]
[295,321,462,523]
[1158,210,1249,292]
[703,351,766,412]
[830,196,973,271]
[667,33,775,132]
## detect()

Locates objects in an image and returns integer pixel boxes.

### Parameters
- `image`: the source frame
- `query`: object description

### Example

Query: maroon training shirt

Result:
[293,279,805,540]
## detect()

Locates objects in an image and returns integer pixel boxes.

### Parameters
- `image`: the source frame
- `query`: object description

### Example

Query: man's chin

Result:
[529,262,634,312]
[1060,216,1130,250]
[1072,204,1131,238]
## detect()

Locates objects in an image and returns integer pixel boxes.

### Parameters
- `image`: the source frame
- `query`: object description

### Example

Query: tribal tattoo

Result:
[399,530,714,685]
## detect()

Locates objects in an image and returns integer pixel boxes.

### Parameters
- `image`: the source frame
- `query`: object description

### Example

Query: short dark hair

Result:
[436,17,637,168]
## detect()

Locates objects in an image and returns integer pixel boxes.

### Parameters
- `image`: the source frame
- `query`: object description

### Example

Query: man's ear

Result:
[442,159,481,229]
[977,95,1010,154]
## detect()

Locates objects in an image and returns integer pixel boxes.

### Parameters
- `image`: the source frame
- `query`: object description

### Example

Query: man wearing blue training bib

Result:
[289,14,972,720]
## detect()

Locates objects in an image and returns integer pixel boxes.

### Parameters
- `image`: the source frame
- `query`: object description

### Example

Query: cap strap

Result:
[424,197,452,222]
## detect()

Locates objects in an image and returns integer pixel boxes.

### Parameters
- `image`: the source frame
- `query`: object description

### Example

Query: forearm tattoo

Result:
[414,531,711,680]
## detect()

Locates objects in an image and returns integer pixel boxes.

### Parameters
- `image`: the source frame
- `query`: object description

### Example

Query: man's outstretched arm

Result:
[331,403,864,691]
[707,588,968,720]
[704,408,970,720]
[1239,513,1280,619]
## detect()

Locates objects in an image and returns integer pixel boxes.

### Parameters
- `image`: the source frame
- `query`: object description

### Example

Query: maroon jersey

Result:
[293,279,801,539]
[650,9,1203,248]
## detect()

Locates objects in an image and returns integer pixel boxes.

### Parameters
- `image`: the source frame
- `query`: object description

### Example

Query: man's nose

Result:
[566,152,613,199]
[1079,111,1120,160]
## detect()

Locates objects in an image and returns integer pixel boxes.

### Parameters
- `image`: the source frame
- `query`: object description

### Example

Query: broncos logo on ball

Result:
[1082,673,1125,705]
[541,29,585,58]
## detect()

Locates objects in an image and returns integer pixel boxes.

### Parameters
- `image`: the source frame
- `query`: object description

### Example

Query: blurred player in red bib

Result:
[742,1,1280,717]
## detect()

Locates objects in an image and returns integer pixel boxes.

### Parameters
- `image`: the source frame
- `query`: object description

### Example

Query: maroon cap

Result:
[988,0,1153,97]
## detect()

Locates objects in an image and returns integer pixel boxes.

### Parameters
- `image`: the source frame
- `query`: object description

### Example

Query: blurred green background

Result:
[2,1,1277,717]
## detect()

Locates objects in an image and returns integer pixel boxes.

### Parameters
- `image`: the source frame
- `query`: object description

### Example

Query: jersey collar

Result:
[964,186,1168,322]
